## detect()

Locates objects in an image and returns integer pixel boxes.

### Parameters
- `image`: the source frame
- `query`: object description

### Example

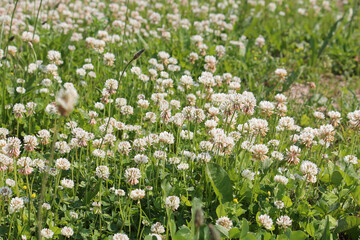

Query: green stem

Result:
[37,117,59,239]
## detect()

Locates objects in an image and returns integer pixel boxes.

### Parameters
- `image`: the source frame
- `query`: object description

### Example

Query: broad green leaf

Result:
[49,226,62,235]
[300,114,311,127]
[144,236,157,240]
[277,234,289,240]
[290,231,308,240]
[344,173,356,186]
[214,224,229,238]
[175,226,191,239]
[243,233,257,240]
[282,196,293,208]
[351,185,360,207]
[206,163,233,203]
[161,179,172,199]
[229,227,241,238]
[83,181,101,205]
[335,216,360,233]
[170,217,177,239]
[317,16,344,59]
[240,219,249,238]
[305,222,315,237]
[236,207,246,217]
[173,236,188,240]
[216,204,226,218]
[330,171,343,186]
[181,196,191,207]
[320,216,330,240]
[262,231,272,240]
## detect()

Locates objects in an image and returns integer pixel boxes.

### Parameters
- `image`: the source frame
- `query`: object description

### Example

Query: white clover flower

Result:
[0,187,12,198]
[5,179,15,187]
[55,158,71,170]
[113,233,129,240]
[276,215,292,228]
[274,175,288,185]
[300,161,318,176]
[41,228,54,239]
[96,165,110,179]
[344,155,358,164]
[133,154,148,164]
[258,214,273,230]
[42,203,51,210]
[177,163,189,171]
[115,189,126,196]
[241,169,255,180]
[165,196,180,211]
[9,197,24,213]
[70,211,79,219]
[129,189,145,200]
[151,222,165,235]
[216,216,233,230]
[61,179,74,189]
[124,168,141,185]
[274,200,285,209]
[61,227,74,238]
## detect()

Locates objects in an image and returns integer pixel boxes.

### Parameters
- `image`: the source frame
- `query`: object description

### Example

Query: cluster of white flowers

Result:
[258,214,273,230]
[300,161,318,183]
[0,0,355,238]
[165,196,180,211]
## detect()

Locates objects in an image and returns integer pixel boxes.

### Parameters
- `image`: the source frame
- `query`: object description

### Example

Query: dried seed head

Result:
[208,224,220,240]
[133,49,145,60]
[56,87,79,117]
[195,208,204,227]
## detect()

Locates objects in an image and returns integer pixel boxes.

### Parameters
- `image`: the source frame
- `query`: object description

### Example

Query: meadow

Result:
[0,0,359,239]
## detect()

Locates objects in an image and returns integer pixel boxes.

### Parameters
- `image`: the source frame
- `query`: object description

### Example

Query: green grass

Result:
[0,0,359,239]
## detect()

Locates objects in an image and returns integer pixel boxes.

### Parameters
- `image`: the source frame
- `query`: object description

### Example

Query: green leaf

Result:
[173,235,188,240]
[161,179,172,199]
[49,226,62,235]
[216,204,226,218]
[344,173,356,186]
[262,231,272,240]
[305,222,315,237]
[330,171,343,186]
[243,233,257,240]
[175,226,191,239]
[290,231,308,240]
[282,196,293,208]
[320,216,330,240]
[277,234,289,240]
[229,227,241,238]
[144,236,157,240]
[83,181,101,205]
[181,196,191,207]
[170,217,177,239]
[300,114,311,127]
[214,225,229,238]
[240,219,249,238]
[236,207,246,217]
[335,216,360,233]
[317,16,344,59]
[351,185,360,207]
[206,163,233,203]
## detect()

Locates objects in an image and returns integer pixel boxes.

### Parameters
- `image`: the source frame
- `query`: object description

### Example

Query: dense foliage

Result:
[0,0,359,239]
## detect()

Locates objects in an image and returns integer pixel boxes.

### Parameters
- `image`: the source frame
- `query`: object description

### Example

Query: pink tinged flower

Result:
[125,168,141,185]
